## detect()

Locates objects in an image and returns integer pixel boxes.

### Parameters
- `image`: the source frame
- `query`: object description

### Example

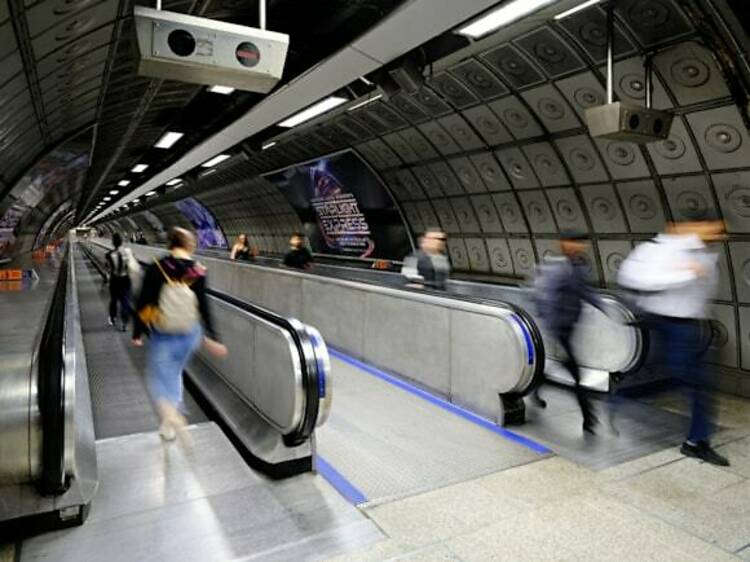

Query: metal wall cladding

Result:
[401,203,424,234]
[400,127,439,160]
[495,147,540,190]
[517,190,557,234]
[522,142,569,187]
[555,135,609,185]
[662,175,718,223]
[521,84,581,134]
[431,198,461,233]
[470,194,504,234]
[447,237,469,269]
[382,131,420,165]
[0,20,17,62]
[687,105,750,171]
[605,56,672,110]
[429,160,464,197]
[480,44,545,90]
[451,197,481,233]
[730,242,750,304]
[418,201,440,230]
[485,238,514,275]
[708,304,738,368]
[597,240,634,285]
[410,87,452,118]
[594,139,650,180]
[579,183,629,233]
[395,169,426,200]
[412,165,444,198]
[737,307,750,370]
[534,238,558,262]
[389,93,430,124]
[30,0,117,59]
[368,101,408,131]
[448,156,487,194]
[427,71,479,110]
[437,113,484,152]
[716,246,733,303]
[647,117,703,175]
[615,0,694,49]
[514,26,586,79]
[488,96,543,140]
[418,120,462,156]
[492,192,528,233]
[0,53,23,86]
[367,138,402,169]
[557,7,636,63]
[465,238,490,272]
[508,238,536,278]
[461,105,513,147]
[654,42,730,106]
[617,180,667,233]
[713,171,750,233]
[449,58,508,101]
[555,71,606,121]
[470,152,512,192]
[546,188,588,233]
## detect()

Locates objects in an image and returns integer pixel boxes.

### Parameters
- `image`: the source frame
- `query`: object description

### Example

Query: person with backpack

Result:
[617,214,729,466]
[132,227,227,442]
[105,233,134,332]
[533,232,605,435]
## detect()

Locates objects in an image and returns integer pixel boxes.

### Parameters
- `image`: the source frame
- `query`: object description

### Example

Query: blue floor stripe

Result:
[329,348,550,455]
[316,455,368,505]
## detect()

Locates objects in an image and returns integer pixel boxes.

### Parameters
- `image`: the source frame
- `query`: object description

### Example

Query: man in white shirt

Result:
[618,214,729,466]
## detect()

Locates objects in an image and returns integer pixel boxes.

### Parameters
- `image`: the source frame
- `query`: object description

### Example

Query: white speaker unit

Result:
[133,6,289,93]
[585,102,673,143]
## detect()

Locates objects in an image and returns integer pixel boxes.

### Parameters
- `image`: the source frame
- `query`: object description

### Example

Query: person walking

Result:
[283,232,314,270]
[105,233,132,332]
[533,232,604,435]
[132,227,227,442]
[401,228,451,290]
[618,215,729,466]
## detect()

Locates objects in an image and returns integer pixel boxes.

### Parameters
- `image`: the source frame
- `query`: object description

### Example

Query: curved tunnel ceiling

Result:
[98,0,750,385]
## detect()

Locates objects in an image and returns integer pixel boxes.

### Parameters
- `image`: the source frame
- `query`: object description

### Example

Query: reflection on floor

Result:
[325,390,750,561]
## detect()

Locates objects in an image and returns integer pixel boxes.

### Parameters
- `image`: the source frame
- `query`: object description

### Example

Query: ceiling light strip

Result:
[457,0,560,39]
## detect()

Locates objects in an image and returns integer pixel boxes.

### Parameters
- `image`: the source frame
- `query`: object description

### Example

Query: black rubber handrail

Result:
[81,243,319,444]
[37,247,69,495]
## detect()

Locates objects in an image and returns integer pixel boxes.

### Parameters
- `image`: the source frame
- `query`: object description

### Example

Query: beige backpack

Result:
[153,259,200,333]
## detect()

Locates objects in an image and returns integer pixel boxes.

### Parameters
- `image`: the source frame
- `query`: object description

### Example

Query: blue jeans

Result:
[147,325,202,408]
[650,316,714,443]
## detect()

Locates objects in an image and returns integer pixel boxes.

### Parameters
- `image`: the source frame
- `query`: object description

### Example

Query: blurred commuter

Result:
[230,233,257,261]
[401,228,450,290]
[136,231,147,245]
[132,227,227,443]
[534,232,604,435]
[618,215,729,466]
[283,232,313,270]
[105,233,133,332]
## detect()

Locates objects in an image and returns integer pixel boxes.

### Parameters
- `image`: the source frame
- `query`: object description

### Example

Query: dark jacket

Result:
[133,255,217,340]
[283,247,313,269]
[534,256,602,335]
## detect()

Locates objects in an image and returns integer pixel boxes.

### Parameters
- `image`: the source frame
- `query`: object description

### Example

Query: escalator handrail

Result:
[37,246,69,495]
[81,242,322,444]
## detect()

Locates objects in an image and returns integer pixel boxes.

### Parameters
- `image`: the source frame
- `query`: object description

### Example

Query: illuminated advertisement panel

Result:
[174,197,227,249]
[266,150,412,260]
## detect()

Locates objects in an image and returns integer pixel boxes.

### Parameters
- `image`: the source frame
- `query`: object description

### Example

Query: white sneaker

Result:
[159,422,176,441]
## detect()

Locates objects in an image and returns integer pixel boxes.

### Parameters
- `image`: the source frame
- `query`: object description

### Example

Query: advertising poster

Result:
[174,197,227,249]
[265,151,411,260]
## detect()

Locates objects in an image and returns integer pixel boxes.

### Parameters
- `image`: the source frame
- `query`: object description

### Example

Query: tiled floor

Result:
[326,392,750,561]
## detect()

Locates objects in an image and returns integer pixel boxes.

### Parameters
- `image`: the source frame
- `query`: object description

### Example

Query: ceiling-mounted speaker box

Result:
[585,102,673,143]
[388,58,424,94]
[133,6,289,93]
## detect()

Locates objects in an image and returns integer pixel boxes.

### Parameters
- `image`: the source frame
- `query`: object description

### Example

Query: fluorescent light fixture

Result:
[146,191,157,197]
[278,96,348,128]
[155,131,184,149]
[554,0,601,19]
[103,197,111,201]
[166,178,182,186]
[118,180,130,187]
[132,164,148,173]
[457,0,559,39]
[261,141,277,150]
[209,85,235,95]
[132,199,140,204]
[201,154,231,168]
[359,76,374,86]
[348,94,383,111]
[109,190,119,195]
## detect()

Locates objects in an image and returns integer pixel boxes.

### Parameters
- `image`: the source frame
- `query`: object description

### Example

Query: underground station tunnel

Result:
[3,0,750,560]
